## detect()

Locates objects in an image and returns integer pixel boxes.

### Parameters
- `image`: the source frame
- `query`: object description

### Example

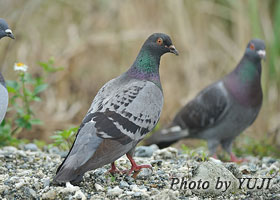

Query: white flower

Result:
[14,63,28,72]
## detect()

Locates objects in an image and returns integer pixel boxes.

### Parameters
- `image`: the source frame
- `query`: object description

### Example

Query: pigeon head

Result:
[245,39,266,61]
[0,18,15,40]
[143,33,179,56]
[132,33,179,71]
[127,33,178,88]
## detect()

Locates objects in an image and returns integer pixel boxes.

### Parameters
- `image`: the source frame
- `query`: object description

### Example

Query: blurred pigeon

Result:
[144,39,265,162]
[54,33,178,184]
[0,18,14,125]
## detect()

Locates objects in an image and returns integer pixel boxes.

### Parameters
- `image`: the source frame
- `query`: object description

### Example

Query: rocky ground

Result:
[0,144,279,200]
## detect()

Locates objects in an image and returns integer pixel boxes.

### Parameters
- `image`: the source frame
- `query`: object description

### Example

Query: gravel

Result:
[24,143,39,152]
[0,144,279,199]
[135,145,159,157]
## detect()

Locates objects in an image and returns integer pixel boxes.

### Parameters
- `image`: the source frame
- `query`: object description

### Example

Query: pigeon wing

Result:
[174,81,229,133]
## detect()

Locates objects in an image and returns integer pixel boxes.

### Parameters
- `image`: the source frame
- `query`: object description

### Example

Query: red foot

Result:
[125,154,152,175]
[230,153,247,163]
[108,162,121,174]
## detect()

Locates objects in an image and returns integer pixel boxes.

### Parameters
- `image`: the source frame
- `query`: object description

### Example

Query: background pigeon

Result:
[0,18,14,125]
[144,39,266,162]
[54,33,178,184]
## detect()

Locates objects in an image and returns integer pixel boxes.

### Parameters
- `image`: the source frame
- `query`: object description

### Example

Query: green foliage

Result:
[33,139,47,149]
[0,120,22,146]
[109,173,116,182]
[181,144,191,154]
[50,127,79,151]
[181,144,209,162]
[248,0,262,38]
[234,135,280,158]
[0,59,62,147]
[247,0,280,94]
[268,0,280,88]
[38,57,64,73]
[180,134,279,161]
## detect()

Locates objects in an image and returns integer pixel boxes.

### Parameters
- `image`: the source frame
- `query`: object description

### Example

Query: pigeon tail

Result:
[53,165,84,184]
[53,124,104,184]
[144,123,189,149]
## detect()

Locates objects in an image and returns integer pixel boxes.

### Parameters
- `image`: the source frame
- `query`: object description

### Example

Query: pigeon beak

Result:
[8,33,15,39]
[168,45,179,56]
[5,29,15,39]
[257,50,266,60]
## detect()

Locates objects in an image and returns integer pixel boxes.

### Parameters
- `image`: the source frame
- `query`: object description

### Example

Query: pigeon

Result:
[0,18,14,125]
[54,33,179,184]
[144,39,266,162]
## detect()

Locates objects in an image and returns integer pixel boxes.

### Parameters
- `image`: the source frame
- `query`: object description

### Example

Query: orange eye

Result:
[250,43,255,50]
[156,37,163,45]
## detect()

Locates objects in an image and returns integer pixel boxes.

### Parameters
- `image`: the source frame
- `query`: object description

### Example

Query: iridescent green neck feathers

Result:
[127,48,161,88]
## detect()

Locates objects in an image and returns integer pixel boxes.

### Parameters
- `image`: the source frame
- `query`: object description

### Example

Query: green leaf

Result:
[15,118,32,129]
[6,80,20,93]
[38,58,64,73]
[25,73,35,84]
[33,96,42,102]
[30,119,43,125]
[50,127,79,150]
[34,84,48,94]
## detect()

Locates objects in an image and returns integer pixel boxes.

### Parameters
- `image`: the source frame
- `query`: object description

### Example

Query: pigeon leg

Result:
[208,140,219,156]
[125,154,152,175]
[221,139,247,163]
[109,162,121,174]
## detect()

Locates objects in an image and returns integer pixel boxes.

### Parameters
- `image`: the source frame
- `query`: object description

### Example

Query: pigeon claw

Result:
[125,153,152,177]
[108,162,121,174]
[126,164,152,175]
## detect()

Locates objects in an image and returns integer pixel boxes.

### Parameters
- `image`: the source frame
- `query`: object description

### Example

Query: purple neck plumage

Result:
[127,67,160,84]
[224,55,263,107]
[126,48,162,89]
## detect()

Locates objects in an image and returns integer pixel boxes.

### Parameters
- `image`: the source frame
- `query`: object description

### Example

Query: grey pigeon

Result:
[0,18,14,125]
[54,33,179,184]
[144,39,265,162]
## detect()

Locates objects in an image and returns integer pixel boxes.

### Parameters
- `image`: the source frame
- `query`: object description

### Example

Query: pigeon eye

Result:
[5,29,12,34]
[250,43,255,50]
[156,38,163,45]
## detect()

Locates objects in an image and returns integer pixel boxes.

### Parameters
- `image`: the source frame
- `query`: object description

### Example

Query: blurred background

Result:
[0,0,279,155]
